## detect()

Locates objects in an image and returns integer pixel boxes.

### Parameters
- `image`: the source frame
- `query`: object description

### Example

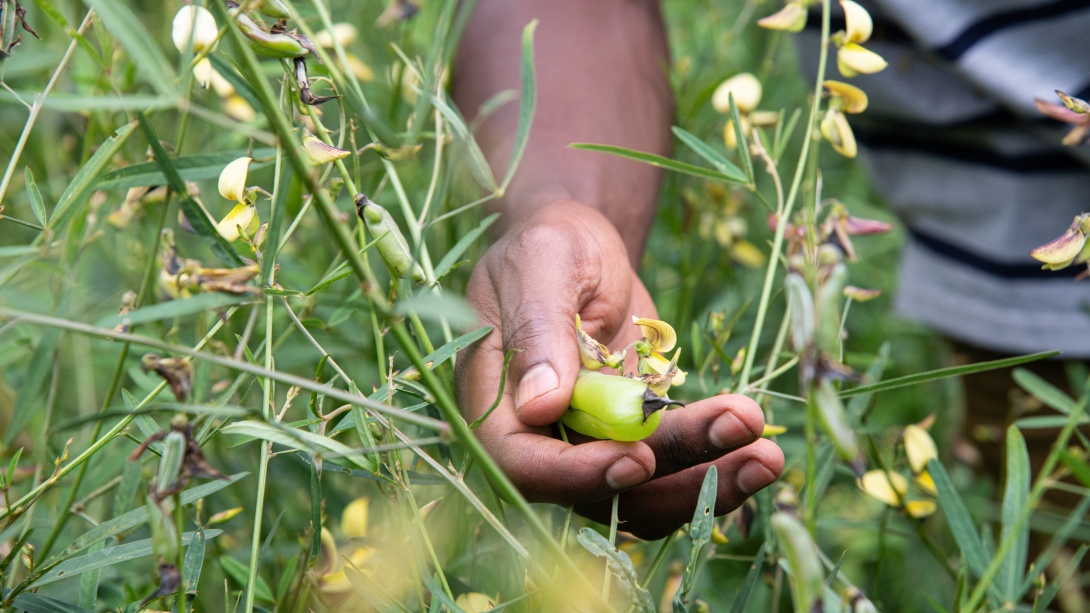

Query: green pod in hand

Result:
[562,370,682,442]
[354,194,427,284]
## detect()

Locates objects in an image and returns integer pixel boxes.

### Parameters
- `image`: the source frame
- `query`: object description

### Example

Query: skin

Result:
[452,0,784,540]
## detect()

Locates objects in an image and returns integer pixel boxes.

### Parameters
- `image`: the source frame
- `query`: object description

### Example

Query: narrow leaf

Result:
[0,589,94,613]
[570,144,748,185]
[97,293,248,329]
[501,20,537,191]
[929,459,989,580]
[842,351,1059,398]
[999,426,1030,604]
[50,122,137,228]
[221,421,372,470]
[728,543,768,613]
[1012,368,1077,415]
[434,213,499,279]
[728,94,754,182]
[25,167,46,225]
[97,149,276,190]
[30,531,222,588]
[220,556,274,602]
[672,126,748,184]
[675,466,717,611]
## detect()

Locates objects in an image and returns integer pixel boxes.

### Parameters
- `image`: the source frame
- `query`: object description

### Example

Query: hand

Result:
[455,200,784,539]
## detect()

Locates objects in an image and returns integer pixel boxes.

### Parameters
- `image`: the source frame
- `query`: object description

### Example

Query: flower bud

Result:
[218,157,252,202]
[820,107,858,158]
[712,73,762,114]
[757,2,807,32]
[904,499,937,518]
[843,285,881,301]
[172,5,218,54]
[193,57,214,89]
[915,470,937,496]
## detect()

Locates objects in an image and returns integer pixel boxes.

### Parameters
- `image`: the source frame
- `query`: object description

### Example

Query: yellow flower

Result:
[1030,213,1090,270]
[823,80,869,114]
[836,43,889,77]
[172,5,218,54]
[218,157,252,203]
[314,497,377,602]
[633,317,687,392]
[832,1,888,78]
[820,107,857,158]
[903,424,938,474]
[215,202,258,242]
[858,470,908,507]
[454,593,497,613]
[841,0,873,44]
[712,73,762,115]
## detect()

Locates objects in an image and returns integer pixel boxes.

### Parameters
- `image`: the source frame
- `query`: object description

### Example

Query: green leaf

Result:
[1059,449,1090,487]
[42,474,245,568]
[1,588,94,613]
[576,528,655,613]
[24,167,46,226]
[183,527,207,597]
[672,126,749,184]
[728,94,754,182]
[929,459,990,581]
[501,20,538,191]
[77,542,104,610]
[208,54,263,112]
[97,293,249,328]
[433,213,499,279]
[0,91,177,112]
[675,466,717,612]
[6,327,61,445]
[81,0,177,96]
[422,90,497,192]
[728,543,768,613]
[841,351,1059,398]
[137,113,245,266]
[97,149,276,190]
[30,531,222,588]
[220,556,274,602]
[999,426,1030,605]
[1012,368,1077,415]
[221,421,372,470]
[49,122,137,229]
[570,143,748,185]
[1015,415,1089,429]
[393,291,477,330]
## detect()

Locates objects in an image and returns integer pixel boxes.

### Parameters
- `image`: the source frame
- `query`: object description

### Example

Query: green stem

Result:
[737,0,831,390]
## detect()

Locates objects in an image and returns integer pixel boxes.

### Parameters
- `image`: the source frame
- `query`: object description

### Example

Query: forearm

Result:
[452,0,673,265]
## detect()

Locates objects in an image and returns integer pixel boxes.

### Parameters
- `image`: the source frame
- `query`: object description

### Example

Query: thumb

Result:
[503,293,583,428]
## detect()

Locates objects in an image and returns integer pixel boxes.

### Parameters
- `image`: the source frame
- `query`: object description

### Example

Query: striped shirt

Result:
[799,0,1090,357]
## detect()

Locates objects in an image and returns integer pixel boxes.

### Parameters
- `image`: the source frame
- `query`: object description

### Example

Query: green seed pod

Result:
[255,0,291,19]
[562,370,682,442]
[354,194,427,283]
[815,262,848,354]
[784,272,814,352]
[155,430,187,497]
[232,11,308,58]
[771,511,824,613]
[810,378,864,475]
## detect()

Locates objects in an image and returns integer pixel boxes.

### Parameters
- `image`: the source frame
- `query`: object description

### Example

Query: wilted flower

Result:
[302,132,352,165]
[832,1,887,77]
[1030,213,1090,271]
[575,314,625,370]
[172,5,218,54]
[758,1,808,32]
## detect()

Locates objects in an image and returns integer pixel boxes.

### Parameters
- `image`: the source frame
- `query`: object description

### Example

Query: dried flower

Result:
[1030,213,1090,270]
[575,314,625,370]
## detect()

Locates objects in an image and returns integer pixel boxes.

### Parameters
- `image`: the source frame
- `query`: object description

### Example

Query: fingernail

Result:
[737,459,776,495]
[606,457,650,490]
[515,364,559,413]
[709,410,757,449]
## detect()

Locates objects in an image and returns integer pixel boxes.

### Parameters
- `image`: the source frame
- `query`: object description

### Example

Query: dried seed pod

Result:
[771,511,824,613]
[354,194,426,283]
[562,370,682,442]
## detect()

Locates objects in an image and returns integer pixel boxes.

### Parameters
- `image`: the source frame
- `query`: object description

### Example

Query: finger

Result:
[488,206,631,427]
[487,432,657,504]
[641,394,764,478]
[575,439,784,539]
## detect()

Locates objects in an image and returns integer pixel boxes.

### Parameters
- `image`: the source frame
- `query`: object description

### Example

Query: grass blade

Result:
[97,149,276,190]
[24,167,46,226]
[841,351,1059,398]
[999,426,1030,604]
[49,122,137,229]
[96,293,249,329]
[81,0,177,96]
[1013,368,1077,415]
[0,589,93,613]
[728,542,768,613]
[671,126,748,184]
[728,94,754,182]
[500,20,537,191]
[570,144,748,185]
[5,327,60,445]
[675,466,717,612]
[433,213,499,279]
[929,459,991,587]
[221,421,373,470]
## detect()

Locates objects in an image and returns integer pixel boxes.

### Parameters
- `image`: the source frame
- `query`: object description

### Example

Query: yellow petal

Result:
[455,593,497,613]
[837,55,860,79]
[904,424,938,474]
[757,2,807,32]
[841,0,874,44]
[858,470,908,507]
[820,108,858,158]
[905,499,937,518]
[762,424,787,437]
[1031,219,1088,268]
[172,5,218,54]
[223,96,256,123]
[712,72,762,114]
[216,202,257,242]
[218,157,251,202]
[1057,90,1090,114]
[730,240,767,268]
[837,43,888,76]
[192,57,214,89]
[915,470,937,496]
[302,133,351,165]
[632,317,677,352]
[823,80,869,114]
[340,497,370,538]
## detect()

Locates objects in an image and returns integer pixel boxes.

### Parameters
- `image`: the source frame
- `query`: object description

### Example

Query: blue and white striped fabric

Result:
[799,0,1090,357]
